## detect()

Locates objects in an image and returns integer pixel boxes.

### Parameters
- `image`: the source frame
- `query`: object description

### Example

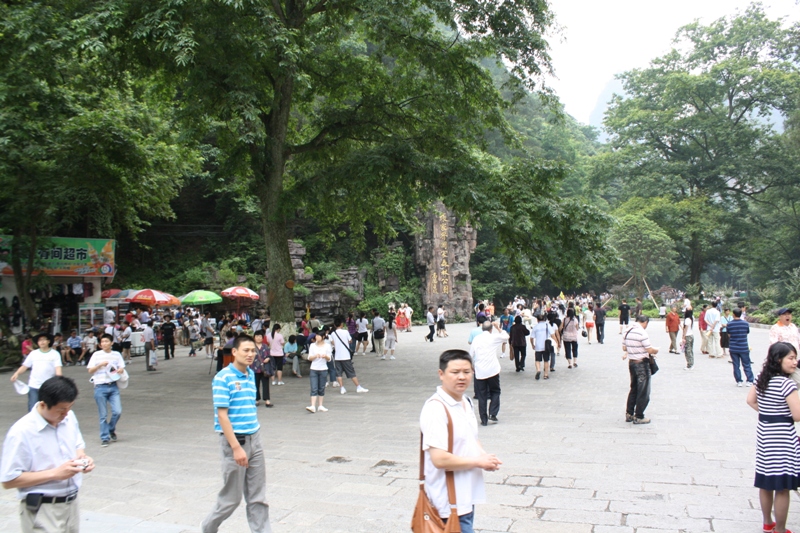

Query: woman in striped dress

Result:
[746,342,800,533]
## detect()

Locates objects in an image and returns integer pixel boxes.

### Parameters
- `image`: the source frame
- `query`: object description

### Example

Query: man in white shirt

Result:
[330,318,368,395]
[143,321,157,371]
[104,307,116,325]
[10,333,63,412]
[1,376,95,533]
[469,321,509,426]
[87,335,126,447]
[704,305,721,358]
[419,349,501,531]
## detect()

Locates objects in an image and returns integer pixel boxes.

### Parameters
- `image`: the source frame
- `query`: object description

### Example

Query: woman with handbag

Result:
[583,304,595,345]
[560,308,581,369]
[253,330,273,408]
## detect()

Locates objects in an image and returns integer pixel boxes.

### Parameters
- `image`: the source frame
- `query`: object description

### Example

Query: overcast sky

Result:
[546,0,800,128]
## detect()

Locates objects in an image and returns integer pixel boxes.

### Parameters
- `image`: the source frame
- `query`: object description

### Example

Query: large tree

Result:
[116,0,611,323]
[602,5,799,285]
[0,1,201,322]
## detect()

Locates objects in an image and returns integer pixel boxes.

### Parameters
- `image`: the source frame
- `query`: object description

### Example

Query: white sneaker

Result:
[272,381,277,385]
[684,366,693,371]
[390,356,395,360]
[317,405,328,412]
[357,386,369,393]
[340,386,347,395]
[306,406,316,413]
[277,381,285,385]
[331,382,339,387]
[737,381,743,387]
[325,382,329,387]
[747,382,755,387]
[380,356,386,360]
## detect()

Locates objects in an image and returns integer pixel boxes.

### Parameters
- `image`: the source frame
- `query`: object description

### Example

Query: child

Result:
[284,335,301,378]
[188,321,200,357]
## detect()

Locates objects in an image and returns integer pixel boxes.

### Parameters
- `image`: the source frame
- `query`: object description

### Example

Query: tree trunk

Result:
[689,233,703,286]
[256,74,296,325]
[11,228,39,327]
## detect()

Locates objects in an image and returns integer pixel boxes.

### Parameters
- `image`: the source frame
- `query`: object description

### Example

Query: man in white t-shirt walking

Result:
[330,318,368,395]
[87,335,126,447]
[419,349,501,532]
[10,333,63,412]
[469,321,508,426]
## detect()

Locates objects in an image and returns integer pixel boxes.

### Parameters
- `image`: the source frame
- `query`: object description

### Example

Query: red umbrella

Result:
[126,289,181,307]
[101,288,122,299]
[221,286,259,300]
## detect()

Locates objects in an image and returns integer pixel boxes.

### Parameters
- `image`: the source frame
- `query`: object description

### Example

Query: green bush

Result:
[294,284,311,297]
[755,299,777,315]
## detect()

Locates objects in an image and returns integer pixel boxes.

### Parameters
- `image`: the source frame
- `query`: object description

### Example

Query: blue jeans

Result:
[326,360,337,383]
[27,388,39,412]
[447,509,474,533]
[730,351,755,383]
[93,383,122,441]
[310,370,326,397]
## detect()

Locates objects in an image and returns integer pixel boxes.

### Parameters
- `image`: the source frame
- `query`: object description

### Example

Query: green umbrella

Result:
[180,290,223,305]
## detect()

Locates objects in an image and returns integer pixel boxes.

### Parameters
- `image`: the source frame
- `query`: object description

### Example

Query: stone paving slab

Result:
[1,322,799,532]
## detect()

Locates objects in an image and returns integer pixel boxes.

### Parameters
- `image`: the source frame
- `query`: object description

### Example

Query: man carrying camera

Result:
[1,376,95,533]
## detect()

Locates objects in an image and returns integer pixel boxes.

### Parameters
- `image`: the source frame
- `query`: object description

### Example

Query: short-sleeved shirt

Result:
[623,324,652,362]
[420,387,485,519]
[161,321,176,339]
[284,342,299,355]
[531,321,551,352]
[468,326,483,344]
[87,351,126,385]
[356,318,369,333]
[82,335,98,353]
[212,365,258,434]
[372,316,386,332]
[308,342,332,371]
[267,332,285,356]
[594,308,607,324]
[23,349,62,389]
[704,308,721,333]
[770,323,800,355]
[665,312,681,332]
[726,319,750,352]
[0,408,85,498]
[66,336,82,349]
[331,329,352,361]
[619,304,630,320]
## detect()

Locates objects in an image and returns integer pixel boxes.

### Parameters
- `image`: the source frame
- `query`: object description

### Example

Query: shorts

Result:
[619,317,629,325]
[335,359,357,379]
[357,332,368,342]
[112,343,121,352]
[121,341,131,350]
[204,337,214,345]
[385,338,396,349]
[534,351,550,362]
[273,356,285,371]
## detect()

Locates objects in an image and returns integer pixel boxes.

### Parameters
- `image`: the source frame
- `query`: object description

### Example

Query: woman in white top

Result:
[10,333,63,411]
[307,330,332,413]
[355,311,370,355]
[582,305,594,345]
[384,311,398,359]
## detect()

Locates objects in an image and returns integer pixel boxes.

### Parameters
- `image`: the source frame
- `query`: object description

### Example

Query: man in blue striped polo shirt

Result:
[726,308,754,387]
[201,334,271,533]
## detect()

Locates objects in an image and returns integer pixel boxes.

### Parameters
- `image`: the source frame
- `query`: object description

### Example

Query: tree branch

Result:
[270,0,287,24]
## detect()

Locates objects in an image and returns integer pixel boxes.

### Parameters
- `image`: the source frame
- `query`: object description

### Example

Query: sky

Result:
[545,0,800,129]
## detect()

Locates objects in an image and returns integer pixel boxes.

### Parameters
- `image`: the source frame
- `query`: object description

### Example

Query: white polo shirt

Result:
[469,330,508,379]
[330,329,352,361]
[420,387,485,518]
[23,349,62,389]
[0,408,85,498]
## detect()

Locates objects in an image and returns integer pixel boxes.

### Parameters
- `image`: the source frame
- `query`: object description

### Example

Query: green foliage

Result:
[309,262,342,284]
[357,284,422,319]
[608,214,676,298]
[601,5,799,285]
[294,284,311,297]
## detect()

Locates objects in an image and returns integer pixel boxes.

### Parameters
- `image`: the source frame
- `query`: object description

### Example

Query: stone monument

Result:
[414,202,476,319]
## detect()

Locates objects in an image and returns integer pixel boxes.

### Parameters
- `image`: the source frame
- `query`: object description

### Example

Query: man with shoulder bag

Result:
[414,349,502,533]
[622,315,659,425]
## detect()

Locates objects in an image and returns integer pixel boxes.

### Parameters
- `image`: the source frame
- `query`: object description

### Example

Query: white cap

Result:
[13,380,30,395]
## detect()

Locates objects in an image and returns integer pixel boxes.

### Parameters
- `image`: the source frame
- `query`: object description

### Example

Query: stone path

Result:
[1,321,797,532]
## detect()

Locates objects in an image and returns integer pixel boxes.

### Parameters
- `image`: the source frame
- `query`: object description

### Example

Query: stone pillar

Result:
[414,202,476,319]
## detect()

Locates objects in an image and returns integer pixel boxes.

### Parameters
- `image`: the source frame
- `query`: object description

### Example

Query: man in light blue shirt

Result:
[202,335,271,533]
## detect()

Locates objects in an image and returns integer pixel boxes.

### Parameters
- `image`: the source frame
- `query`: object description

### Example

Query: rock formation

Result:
[414,202,477,319]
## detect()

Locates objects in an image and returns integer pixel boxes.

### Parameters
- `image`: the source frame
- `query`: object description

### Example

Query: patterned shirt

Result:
[212,365,259,434]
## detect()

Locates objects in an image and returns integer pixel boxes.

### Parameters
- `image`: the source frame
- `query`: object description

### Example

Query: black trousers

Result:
[513,345,527,370]
[596,323,605,344]
[626,360,651,419]
[254,373,270,402]
[475,374,501,424]
[163,338,175,359]
[426,325,435,342]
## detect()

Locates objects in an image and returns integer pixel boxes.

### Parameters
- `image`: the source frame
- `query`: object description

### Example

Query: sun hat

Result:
[13,380,30,395]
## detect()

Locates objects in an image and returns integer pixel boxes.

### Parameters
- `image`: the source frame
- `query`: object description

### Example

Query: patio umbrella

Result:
[115,289,140,299]
[221,286,259,300]
[101,288,122,299]
[126,289,181,307]
[181,290,223,305]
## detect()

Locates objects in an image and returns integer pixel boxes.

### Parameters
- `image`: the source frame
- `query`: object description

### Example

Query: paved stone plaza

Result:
[1,321,797,532]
